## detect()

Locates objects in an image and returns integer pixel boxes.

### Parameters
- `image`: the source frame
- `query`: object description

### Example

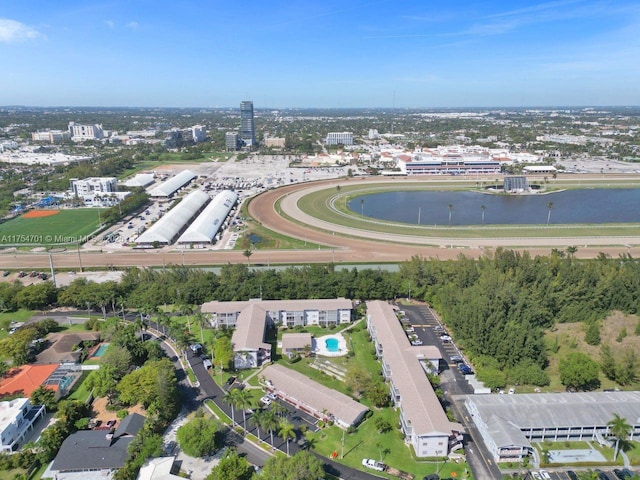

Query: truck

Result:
[362,459,414,479]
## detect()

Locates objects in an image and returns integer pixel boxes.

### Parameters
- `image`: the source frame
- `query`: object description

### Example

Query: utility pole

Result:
[76,241,84,272]
[48,253,56,287]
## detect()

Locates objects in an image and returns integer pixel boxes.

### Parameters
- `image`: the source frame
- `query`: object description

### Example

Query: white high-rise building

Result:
[68,122,104,141]
[192,125,206,143]
[325,132,354,146]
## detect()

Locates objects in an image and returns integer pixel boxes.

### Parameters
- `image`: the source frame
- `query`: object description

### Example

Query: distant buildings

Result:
[240,100,256,148]
[68,122,104,141]
[326,132,353,146]
[70,177,118,197]
[264,137,286,149]
[31,130,70,143]
[225,132,239,152]
[191,125,207,143]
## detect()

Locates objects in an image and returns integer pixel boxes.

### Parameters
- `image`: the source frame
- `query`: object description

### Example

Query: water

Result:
[325,338,339,352]
[92,343,110,357]
[349,189,640,225]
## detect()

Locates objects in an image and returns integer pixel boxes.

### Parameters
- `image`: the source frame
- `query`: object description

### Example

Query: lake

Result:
[348,189,640,225]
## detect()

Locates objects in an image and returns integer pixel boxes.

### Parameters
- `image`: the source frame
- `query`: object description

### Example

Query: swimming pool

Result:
[92,343,110,357]
[325,338,339,352]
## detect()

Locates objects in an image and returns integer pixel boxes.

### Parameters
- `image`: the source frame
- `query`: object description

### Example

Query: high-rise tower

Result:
[240,100,255,148]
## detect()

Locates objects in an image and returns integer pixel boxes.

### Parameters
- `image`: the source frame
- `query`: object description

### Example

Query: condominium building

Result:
[240,101,255,148]
[366,301,464,457]
[325,132,354,146]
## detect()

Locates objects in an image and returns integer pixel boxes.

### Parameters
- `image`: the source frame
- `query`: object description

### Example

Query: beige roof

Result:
[263,364,368,427]
[137,456,182,480]
[201,298,352,314]
[367,300,461,436]
[282,333,312,352]
[230,304,270,351]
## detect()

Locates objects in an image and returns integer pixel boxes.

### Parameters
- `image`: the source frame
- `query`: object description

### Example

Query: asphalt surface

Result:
[186,351,384,480]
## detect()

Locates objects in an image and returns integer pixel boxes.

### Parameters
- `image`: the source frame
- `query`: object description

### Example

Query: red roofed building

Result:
[0,364,58,398]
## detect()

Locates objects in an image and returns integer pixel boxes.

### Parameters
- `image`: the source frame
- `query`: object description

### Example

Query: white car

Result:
[260,396,272,406]
[361,458,385,472]
[539,470,551,480]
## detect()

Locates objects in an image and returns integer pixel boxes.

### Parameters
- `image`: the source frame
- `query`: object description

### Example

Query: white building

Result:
[149,170,197,198]
[31,130,70,143]
[201,298,353,369]
[0,398,47,452]
[201,298,353,329]
[466,392,640,463]
[135,189,210,246]
[0,141,18,152]
[326,132,354,146]
[68,122,104,141]
[176,190,238,247]
[81,191,130,207]
[367,301,464,457]
[192,125,207,143]
[70,177,118,197]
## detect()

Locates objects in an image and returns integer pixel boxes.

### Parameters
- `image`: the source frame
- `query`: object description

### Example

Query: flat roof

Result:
[262,364,368,427]
[202,298,353,314]
[0,398,29,432]
[466,391,640,430]
[367,300,459,437]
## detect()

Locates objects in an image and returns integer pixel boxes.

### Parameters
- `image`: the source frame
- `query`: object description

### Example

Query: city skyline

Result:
[1,0,639,108]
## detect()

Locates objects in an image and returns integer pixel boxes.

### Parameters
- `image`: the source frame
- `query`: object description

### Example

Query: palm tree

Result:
[250,409,265,443]
[448,204,453,226]
[243,248,253,266]
[481,205,487,226]
[547,201,553,225]
[194,312,206,344]
[223,388,240,427]
[235,388,253,432]
[180,303,193,334]
[566,245,578,258]
[278,419,296,456]
[608,413,632,460]
[261,409,279,448]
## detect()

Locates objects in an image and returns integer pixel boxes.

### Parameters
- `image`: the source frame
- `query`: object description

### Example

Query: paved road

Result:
[186,351,384,479]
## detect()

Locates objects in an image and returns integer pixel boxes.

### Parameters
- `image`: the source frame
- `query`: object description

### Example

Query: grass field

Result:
[0,209,101,246]
[293,181,640,239]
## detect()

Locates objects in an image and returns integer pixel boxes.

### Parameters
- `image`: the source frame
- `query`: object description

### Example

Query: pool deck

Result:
[315,333,348,357]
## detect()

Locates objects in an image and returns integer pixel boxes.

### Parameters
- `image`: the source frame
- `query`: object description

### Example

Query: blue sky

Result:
[1,0,639,107]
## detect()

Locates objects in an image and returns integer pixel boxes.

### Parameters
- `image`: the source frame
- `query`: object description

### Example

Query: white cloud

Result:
[126,21,139,30]
[0,18,44,43]
[105,20,115,29]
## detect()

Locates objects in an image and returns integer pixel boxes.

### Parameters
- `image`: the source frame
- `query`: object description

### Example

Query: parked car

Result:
[567,471,579,480]
[203,358,213,369]
[165,441,176,453]
[105,419,116,428]
[190,343,202,354]
[362,458,385,472]
[260,396,272,406]
[2,271,10,277]
[459,364,473,375]
[433,325,443,331]
[18,271,26,278]
[411,340,423,346]
[450,355,463,363]
[539,470,551,480]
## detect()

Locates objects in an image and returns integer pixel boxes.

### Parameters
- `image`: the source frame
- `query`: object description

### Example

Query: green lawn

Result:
[0,310,36,339]
[292,181,640,239]
[0,209,102,246]
[67,371,93,403]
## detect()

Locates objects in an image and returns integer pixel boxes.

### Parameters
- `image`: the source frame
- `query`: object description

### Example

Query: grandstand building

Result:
[148,170,197,198]
[134,190,210,247]
[176,190,238,247]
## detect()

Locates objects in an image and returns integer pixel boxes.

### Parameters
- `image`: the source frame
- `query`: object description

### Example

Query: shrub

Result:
[117,409,130,419]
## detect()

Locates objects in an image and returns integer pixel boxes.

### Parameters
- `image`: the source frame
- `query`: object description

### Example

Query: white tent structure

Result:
[149,170,196,198]
[134,190,210,246]
[176,190,238,246]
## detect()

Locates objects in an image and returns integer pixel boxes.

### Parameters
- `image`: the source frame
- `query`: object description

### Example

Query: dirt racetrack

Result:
[1,176,640,270]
